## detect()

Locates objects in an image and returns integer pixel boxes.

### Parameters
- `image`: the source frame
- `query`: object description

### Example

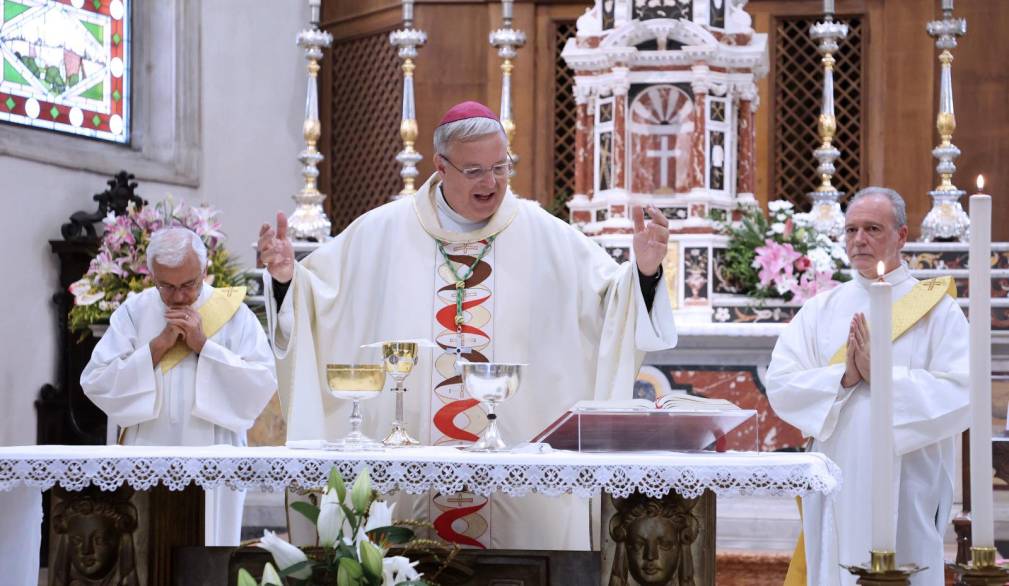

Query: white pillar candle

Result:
[824,0,835,14]
[942,0,954,11]
[969,175,994,548]
[870,260,896,551]
[502,0,513,21]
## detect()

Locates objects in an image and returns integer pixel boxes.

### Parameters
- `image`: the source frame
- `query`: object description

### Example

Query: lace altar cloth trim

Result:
[0,445,841,499]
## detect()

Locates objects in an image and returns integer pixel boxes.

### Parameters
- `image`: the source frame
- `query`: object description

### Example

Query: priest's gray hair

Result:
[146,227,207,273]
[847,186,907,228]
[433,117,508,156]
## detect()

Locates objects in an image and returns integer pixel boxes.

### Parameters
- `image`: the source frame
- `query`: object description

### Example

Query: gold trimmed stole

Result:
[159,286,247,373]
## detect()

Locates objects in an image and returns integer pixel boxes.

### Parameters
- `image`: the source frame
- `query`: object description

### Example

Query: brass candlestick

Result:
[948,546,1009,585]
[844,550,923,585]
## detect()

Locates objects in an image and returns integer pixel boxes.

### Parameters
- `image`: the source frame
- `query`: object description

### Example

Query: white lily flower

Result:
[382,555,422,584]
[260,562,283,586]
[364,500,396,533]
[256,530,311,580]
[317,488,346,548]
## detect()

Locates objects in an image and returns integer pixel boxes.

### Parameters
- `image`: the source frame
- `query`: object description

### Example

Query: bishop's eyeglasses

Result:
[439,154,513,181]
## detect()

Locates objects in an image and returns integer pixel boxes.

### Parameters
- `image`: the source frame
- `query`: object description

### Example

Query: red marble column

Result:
[737,99,756,195]
[613,90,627,191]
[688,91,707,190]
[574,99,594,198]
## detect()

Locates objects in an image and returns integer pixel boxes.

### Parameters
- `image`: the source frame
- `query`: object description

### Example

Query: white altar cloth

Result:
[0,444,841,582]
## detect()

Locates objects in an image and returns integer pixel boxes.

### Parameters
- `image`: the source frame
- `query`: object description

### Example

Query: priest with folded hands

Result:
[82,227,277,546]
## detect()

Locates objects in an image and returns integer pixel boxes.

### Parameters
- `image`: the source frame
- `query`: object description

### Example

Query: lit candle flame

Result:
[977,175,986,192]
[877,260,885,279]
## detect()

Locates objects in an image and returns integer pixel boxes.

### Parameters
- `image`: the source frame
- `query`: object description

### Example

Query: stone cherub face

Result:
[626,516,680,585]
[66,513,119,578]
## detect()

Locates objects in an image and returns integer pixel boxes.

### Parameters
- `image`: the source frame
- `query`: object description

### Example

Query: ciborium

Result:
[381,341,421,447]
[325,364,386,451]
[460,362,524,452]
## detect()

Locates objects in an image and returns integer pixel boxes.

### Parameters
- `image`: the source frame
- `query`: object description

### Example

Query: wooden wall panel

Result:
[948,1,1009,242]
[877,0,935,240]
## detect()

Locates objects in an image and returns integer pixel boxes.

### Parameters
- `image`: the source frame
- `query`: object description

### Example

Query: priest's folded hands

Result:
[841,311,871,387]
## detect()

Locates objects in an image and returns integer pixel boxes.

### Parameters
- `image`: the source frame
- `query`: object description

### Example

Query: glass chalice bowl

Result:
[325,364,386,451]
[381,341,421,447]
[460,362,524,452]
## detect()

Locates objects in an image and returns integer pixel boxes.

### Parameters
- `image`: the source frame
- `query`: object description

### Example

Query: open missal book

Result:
[531,394,755,452]
[571,393,740,413]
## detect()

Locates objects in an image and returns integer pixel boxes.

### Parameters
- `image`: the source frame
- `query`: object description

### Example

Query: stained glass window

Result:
[1,0,130,143]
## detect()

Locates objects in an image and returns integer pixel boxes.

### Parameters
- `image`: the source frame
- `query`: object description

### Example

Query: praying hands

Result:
[841,312,871,387]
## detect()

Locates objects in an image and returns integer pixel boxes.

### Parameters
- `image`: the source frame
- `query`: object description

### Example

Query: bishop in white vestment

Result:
[82,228,277,546]
[258,101,678,550]
[766,188,969,586]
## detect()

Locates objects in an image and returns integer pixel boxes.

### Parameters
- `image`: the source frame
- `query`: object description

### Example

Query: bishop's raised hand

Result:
[258,212,295,284]
[632,204,670,277]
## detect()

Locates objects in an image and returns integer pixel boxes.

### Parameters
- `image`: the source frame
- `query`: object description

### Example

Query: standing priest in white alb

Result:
[257,101,678,550]
[82,227,277,546]
[766,187,970,586]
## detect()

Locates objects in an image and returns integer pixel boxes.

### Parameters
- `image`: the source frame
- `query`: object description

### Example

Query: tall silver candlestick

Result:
[390,0,427,199]
[920,4,968,241]
[806,13,848,238]
[490,0,526,181]
[288,0,333,241]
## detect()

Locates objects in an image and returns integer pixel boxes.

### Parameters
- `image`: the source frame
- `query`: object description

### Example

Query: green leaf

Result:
[290,500,320,525]
[366,525,414,546]
[338,557,364,586]
[278,559,314,578]
[329,467,347,503]
[351,469,372,515]
[358,540,384,579]
[236,569,258,586]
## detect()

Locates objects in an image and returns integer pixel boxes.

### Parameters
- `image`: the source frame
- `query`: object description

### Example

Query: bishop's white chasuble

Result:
[266,174,678,550]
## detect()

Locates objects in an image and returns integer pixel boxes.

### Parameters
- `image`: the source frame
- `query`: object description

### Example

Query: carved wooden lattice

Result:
[327,31,402,233]
[773,16,863,210]
[551,21,578,217]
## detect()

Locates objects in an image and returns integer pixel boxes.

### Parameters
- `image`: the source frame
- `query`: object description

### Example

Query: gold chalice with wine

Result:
[325,363,386,451]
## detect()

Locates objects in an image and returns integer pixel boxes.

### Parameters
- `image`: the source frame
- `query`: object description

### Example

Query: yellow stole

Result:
[159,286,247,373]
[783,275,956,586]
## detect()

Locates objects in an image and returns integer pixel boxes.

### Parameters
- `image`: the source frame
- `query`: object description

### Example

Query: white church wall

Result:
[0,0,307,445]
